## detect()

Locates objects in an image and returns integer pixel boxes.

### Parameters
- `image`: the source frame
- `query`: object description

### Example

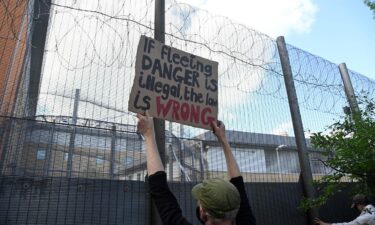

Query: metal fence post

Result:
[179,125,184,181]
[168,144,173,180]
[110,125,116,179]
[67,89,80,177]
[338,63,360,114]
[45,121,55,177]
[28,0,52,117]
[148,1,166,225]
[276,36,318,224]
[153,0,166,166]
[0,118,12,175]
[199,141,205,180]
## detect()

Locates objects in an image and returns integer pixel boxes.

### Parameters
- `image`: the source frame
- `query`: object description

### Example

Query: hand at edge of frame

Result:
[314,217,331,225]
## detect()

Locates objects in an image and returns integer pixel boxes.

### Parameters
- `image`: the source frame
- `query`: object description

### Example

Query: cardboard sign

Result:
[128,35,218,130]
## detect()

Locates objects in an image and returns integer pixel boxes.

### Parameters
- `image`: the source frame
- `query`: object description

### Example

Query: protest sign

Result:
[128,35,218,130]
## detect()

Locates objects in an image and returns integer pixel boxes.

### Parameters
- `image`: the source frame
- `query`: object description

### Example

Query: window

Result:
[124,156,133,166]
[96,157,104,164]
[64,153,69,161]
[36,149,46,160]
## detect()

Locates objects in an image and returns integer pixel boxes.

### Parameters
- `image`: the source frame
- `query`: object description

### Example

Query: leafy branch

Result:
[364,0,375,17]
[300,93,375,211]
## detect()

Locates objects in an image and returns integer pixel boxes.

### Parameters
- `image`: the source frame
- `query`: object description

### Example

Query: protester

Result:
[314,194,375,225]
[137,111,256,225]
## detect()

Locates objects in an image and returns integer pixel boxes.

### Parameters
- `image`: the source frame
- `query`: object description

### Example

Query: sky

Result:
[176,0,375,81]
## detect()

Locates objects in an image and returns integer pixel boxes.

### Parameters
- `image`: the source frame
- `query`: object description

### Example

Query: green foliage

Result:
[364,0,375,17]
[300,94,375,211]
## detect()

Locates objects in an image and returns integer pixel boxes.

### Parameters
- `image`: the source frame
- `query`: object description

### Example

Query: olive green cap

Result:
[351,194,368,208]
[191,178,240,219]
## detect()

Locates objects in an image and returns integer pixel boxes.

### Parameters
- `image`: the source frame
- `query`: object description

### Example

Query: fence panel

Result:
[1,0,374,224]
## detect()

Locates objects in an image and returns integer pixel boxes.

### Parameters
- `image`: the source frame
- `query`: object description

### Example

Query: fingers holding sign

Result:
[136,111,154,138]
[211,120,227,144]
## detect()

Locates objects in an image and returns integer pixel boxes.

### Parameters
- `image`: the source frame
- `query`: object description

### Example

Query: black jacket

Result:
[148,171,256,225]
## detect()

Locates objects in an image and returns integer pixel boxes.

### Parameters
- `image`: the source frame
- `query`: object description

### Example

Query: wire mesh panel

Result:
[286,45,375,181]
[0,1,153,224]
[1,0,374,225]
[38,0,155,125]
[349,69,375,99]
[0,175,147,225]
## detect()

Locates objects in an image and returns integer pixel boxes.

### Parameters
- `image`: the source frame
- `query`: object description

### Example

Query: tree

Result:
[300,94,375,210]
[364,0,375,17]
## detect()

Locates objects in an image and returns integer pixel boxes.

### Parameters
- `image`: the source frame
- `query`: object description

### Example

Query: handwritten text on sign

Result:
[128,35,218,130]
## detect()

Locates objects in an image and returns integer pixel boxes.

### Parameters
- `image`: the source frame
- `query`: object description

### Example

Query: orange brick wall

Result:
[0,1,29,116]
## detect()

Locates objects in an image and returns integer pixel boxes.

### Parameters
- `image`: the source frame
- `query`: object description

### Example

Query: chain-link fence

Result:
[1,0,374,224]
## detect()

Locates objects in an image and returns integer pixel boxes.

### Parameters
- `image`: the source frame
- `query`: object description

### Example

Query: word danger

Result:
[142,37,218,92]
[140,54,218,99]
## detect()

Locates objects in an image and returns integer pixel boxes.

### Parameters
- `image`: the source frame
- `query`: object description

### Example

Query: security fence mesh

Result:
[0,0,374,224]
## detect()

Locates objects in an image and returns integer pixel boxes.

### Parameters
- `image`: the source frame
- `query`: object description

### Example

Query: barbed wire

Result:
[1,0,374,135]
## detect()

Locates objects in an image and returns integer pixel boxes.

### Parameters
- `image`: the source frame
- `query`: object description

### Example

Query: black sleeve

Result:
[230,176,257,225]
[148,171,192,225]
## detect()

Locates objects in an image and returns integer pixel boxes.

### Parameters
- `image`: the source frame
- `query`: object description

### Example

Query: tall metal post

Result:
[199,141,205,180]
[45,121,55,177]
[67,89,80,177]
[153,0,166,165]
[179,124,184,181]
[28,0,52,117]
[110,125,116,179]
[168,144,173,180]
[149,1,165,225]
[276,36,318,224]
[338,63,359,114]
[275,147,282,182]
[168,122,173,180]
